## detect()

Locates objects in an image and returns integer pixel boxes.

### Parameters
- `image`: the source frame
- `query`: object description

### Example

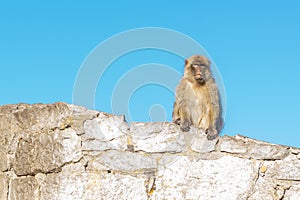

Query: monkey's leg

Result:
[178,101,192,132]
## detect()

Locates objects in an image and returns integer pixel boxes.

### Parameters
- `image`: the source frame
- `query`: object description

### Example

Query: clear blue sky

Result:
[1,1,300,147]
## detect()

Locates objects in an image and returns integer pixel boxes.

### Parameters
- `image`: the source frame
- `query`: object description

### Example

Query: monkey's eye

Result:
[191,64,200,68]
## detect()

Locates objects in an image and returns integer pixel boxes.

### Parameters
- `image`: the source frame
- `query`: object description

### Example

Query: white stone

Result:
[220,135,248,154]
[82,114,129,151]
[152,155,259,199]
[83,115,128,141]
[82,173,148,200]
[267,154,300,180]
[130,122,186,153]
[36,162,148,200]
[234,135,289,160]
[82,135,127,151]
[248,143,289,160]
[284,184,300,200]
[36,162,88,200]
[87,150,157,172]
[247,176,277,200]
[56,129,83,163]
[188,127,218,153]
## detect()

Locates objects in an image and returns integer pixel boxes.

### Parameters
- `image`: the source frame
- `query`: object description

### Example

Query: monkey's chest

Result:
[190,87,211,127]
[191,86,211,105]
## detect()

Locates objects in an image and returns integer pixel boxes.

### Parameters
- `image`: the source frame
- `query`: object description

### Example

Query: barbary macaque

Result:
[172,55,223,140]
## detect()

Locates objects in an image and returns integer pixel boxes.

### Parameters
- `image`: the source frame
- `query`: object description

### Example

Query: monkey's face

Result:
[191,64,208,84]
[184,55,211,85]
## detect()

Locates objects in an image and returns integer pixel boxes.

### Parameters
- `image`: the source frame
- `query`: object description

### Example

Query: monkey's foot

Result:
[180,120,191,132]
[206,129,218,140]
[173,118,181,125]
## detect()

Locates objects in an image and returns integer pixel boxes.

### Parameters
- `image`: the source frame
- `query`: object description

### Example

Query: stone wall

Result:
[0,102,299,200]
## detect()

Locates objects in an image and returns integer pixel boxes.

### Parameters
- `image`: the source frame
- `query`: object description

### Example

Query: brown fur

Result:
[172,55,223,140]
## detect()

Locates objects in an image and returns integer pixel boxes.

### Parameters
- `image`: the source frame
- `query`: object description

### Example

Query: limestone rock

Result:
[187,126,218,153]
[152,155,259,200]
[82,113,128,151]
[284,184,300,200]
[0,103,299,200]
[66,104,100,135]
[89,173,148,199]
[0,172,8,200]
[9,177,39,200]
[14,128,82,176]
[11,103,71,132]
[87,150,157,172]
[234,135,290,160]
[35,161,149,200]
[220,135,248,154]
[0,152,7,172]
[36,162,88,200]
[130,122,186,153]
[265,154,300,181]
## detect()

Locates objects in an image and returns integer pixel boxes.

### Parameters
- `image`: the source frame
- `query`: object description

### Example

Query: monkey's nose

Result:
[195,74,201,79]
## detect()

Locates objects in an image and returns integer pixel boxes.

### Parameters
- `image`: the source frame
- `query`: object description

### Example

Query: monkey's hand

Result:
[206,128,218,140]
[180,119,191,132]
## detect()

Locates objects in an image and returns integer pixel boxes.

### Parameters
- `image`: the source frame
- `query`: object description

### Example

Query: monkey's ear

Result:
[185,59,189,66]
[206,57,211,66]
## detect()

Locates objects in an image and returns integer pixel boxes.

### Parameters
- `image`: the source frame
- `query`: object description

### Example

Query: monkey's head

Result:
[184,55,211,85]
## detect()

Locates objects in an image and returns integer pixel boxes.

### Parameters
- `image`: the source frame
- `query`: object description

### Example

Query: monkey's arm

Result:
[173,79,193,131]
[172,80,186,125]
[172,102,180,124]
[207,79,223,139]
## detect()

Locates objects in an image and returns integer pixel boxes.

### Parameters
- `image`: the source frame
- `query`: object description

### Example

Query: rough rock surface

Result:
[0,102,299,200]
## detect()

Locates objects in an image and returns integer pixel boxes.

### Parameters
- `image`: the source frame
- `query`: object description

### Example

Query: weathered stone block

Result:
[36,162,87,200]
[248,142,289,160]
[88,173,148,199]
[219,135,248,154]
[130,122,186,153]
[234,135,289,160]
[265,154,300,181]
[0,173,8,200]
[12,102,71,132]
[284,184,300,200]
[36,161,149,200]
[87,150,157,172]
[82,113,128,151]
[188,126,218,153]
[0,151,7,172]
[0,104,13,131]
[9,177,39,200]
[14,128,82,176]
[66,104,100,135]
[151,155,259,200]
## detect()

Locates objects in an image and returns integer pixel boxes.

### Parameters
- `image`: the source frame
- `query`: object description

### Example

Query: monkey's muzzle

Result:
[195,75,205,83]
